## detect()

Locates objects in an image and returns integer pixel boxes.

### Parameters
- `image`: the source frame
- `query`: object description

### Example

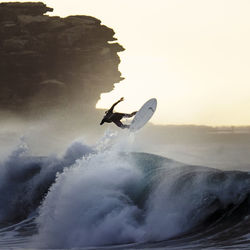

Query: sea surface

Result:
[0,131,249,249]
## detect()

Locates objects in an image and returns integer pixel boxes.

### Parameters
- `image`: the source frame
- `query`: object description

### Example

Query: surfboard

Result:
[129,98,157,132]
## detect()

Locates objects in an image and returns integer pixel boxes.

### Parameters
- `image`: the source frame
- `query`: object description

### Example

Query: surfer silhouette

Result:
[100,97,137,129]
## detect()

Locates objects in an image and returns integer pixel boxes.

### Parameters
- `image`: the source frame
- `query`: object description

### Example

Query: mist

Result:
[134,124,250,171]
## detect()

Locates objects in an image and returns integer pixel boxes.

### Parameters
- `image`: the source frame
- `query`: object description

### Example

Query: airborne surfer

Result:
[100,97,137,129]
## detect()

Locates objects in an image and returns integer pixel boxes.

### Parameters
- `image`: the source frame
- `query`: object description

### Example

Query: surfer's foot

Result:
[121,124,130,129]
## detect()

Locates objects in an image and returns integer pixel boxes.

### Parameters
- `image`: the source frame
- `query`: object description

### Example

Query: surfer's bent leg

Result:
[113,120,130,129]
[123,111,137,118]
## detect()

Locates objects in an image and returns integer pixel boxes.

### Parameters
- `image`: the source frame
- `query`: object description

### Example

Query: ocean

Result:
[0,130,249,249]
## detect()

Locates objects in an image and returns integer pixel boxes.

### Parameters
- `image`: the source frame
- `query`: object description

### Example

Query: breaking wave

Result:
[0,131,249,249]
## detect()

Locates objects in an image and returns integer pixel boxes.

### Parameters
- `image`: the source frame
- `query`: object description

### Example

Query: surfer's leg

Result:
[113,120,130,129]
[123,111,137,118]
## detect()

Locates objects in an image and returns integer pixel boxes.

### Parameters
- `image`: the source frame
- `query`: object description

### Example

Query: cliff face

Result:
[0,2,124,117]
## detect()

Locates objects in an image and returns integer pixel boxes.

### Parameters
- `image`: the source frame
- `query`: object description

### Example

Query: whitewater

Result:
[0,130,249,249]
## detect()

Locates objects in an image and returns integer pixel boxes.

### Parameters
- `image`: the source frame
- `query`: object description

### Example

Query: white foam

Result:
[33,142,145,248]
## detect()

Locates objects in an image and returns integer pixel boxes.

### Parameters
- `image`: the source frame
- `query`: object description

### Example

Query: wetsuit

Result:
[100,99,137,129]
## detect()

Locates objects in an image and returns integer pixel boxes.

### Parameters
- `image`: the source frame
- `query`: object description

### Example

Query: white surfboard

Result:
[130,98,157,132]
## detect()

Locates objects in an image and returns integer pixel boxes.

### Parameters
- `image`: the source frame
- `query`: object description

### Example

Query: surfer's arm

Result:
[109,97,124,113]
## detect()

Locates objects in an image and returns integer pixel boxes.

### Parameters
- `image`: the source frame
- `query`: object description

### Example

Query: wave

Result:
[0,135,249,249]
[0,141,94,225]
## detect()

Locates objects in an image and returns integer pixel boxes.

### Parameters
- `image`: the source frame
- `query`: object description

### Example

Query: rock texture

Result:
[0,2,124,117]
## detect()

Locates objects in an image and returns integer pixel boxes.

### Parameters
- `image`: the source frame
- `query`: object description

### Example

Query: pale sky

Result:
[3,0,250,125]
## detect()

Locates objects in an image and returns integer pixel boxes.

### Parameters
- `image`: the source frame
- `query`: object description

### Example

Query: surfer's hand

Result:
[120,97,124,101]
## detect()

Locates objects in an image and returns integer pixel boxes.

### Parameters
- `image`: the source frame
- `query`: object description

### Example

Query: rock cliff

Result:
[0,2,124,117]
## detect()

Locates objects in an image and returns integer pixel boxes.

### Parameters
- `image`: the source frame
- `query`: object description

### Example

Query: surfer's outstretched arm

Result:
[109,97,124,113]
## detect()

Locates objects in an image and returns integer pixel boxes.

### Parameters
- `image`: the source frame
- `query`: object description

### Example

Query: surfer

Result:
[100,97,137,129]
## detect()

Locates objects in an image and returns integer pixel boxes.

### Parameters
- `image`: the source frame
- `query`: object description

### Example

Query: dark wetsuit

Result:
[100,99,137,129]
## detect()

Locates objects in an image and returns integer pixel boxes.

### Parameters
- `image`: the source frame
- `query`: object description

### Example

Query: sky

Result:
[3,0,250,125]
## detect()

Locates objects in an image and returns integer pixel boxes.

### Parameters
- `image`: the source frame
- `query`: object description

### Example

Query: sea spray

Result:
[33,149,145,248]
[94,128,135,153]
[0,140,94,224]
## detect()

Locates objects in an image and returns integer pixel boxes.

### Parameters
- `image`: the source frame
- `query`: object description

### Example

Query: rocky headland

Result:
[0,2,124,118]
